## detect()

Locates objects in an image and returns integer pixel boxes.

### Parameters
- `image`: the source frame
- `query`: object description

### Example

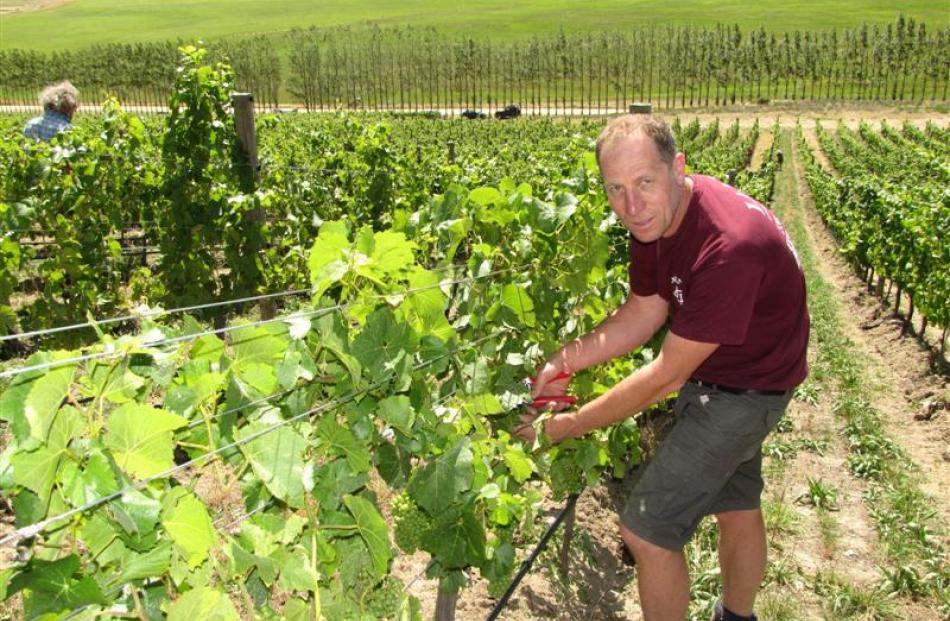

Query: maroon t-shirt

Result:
[629,175,809,391]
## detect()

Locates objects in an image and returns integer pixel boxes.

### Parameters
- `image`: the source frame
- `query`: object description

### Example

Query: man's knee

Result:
[620,523,681,561]
[714,508,763,531]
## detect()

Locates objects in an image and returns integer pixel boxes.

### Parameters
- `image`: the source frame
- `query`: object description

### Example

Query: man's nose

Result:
[624,188,643,215]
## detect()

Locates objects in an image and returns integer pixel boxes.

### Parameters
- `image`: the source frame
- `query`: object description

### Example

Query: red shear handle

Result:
[525,371,572,385]
[531,395,578,408]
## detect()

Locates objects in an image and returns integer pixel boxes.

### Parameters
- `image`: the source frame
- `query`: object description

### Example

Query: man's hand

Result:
[514,410,579,444]
[530,360,572,400]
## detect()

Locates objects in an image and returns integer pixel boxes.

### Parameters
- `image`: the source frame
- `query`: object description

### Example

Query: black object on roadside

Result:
[494,104,521,120]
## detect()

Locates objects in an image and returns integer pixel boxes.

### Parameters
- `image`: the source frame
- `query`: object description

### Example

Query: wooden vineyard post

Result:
[434,582,459,621]
[233,93,260,175]
[941,326,948,362]
[119,225,129,281]
[231,93,274,320]
[559,502,576,575]
[447,141,456,164]
[904,295,915,336]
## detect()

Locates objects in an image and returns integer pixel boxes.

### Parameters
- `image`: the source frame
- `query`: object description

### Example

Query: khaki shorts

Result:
[621,381,793,551]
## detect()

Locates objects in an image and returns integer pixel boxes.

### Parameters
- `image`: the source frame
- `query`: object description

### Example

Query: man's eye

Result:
[606,184,622,193]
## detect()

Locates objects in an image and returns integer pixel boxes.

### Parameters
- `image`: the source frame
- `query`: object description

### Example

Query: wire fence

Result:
[0,328,505,548]
[0,263,520,379]
[3,19,948,118]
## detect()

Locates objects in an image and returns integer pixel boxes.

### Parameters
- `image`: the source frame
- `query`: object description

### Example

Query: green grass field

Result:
[1,0,948,51]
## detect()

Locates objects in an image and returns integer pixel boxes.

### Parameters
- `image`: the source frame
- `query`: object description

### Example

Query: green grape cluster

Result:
[365,576,405,619]
[391,492,431,554]
[487,572,513,600]
[548,458,585,498]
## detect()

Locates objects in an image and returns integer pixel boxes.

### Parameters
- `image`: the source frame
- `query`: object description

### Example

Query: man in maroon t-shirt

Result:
[516,115,808,621]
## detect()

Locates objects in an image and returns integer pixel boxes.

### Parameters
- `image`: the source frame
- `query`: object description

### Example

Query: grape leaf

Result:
[501,284,536,327]
[377,395,415,435]
[236,421,308,508]
[408,437,474,515]
[308,220,351,297]
[162,492,216,568]
[166,586,239,621]
[117,541,173,583]
[351,307,416,380]
[11,405,83,510]
[8,555,109,618]
[230,323,289,365]
[0,353,77,442]
[343,494,392,579]
[423,507,486,569]
[105,404,187,479]
[318,418,370,473]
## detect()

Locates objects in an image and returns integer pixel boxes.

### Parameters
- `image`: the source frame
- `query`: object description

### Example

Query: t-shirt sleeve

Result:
[628,237,658,296]
[669,255,764,346]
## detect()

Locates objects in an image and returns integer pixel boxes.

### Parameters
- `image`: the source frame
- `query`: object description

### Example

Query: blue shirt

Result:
[23,110,72,142]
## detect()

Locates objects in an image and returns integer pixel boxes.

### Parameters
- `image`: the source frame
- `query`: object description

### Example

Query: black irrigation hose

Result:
[485,492,580,621]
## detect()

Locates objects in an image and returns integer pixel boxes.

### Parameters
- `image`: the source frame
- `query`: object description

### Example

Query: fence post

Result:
[231,93,273,320]
[233,93,260,174]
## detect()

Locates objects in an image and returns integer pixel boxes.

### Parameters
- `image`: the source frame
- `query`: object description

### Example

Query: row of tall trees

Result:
[0,17,947,113]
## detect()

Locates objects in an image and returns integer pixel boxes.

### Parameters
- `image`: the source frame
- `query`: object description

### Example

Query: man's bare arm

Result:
[533,293,668,395]
[521,331,718,442]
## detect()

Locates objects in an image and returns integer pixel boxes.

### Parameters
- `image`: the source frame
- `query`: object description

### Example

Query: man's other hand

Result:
[513,410,579,444]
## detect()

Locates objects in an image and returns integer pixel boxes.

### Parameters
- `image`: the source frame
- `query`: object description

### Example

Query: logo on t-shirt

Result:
[671,276,684,305]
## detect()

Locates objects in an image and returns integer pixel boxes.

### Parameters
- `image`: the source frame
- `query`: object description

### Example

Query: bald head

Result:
[595,115,677,167]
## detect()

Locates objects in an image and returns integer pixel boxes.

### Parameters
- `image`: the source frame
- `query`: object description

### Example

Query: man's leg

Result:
[620,524,689,621]
[715,509,767,617]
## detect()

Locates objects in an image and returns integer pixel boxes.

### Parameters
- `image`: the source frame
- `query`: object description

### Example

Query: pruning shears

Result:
[513,371,577,447]
[524,371,577,410]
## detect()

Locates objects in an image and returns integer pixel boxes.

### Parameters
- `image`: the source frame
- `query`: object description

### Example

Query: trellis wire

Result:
[0,328,505,548]
[0,264,517,380]
[1,260,467,343]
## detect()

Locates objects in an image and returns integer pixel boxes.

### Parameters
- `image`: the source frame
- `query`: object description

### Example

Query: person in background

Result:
[23,80,79,142]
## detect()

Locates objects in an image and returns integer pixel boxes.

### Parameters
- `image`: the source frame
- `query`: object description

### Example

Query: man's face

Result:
[599,133,688,243]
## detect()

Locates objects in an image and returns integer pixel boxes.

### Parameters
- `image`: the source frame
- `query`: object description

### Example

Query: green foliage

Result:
[801,122,950,329]
[2,15,950,111]
[159,45,258,306]
[166,586,240,621]
[0,100,794,616]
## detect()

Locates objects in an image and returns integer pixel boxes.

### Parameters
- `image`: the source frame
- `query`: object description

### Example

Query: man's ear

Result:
[673,152,687,180]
